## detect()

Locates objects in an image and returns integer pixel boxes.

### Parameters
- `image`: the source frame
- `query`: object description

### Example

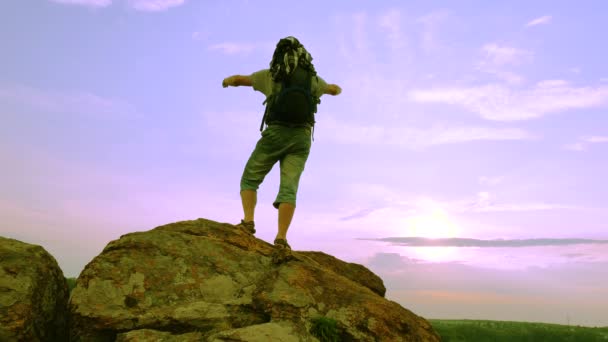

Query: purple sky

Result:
[1,0,607,327]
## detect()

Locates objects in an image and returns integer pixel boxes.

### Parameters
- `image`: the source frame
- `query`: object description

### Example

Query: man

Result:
[222,36,342,250]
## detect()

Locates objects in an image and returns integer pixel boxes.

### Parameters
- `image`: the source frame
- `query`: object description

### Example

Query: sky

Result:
[1,0,607,327]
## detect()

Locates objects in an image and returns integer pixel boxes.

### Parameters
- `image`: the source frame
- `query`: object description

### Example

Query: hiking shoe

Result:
[236,219,256,234]
[274,238,291,250]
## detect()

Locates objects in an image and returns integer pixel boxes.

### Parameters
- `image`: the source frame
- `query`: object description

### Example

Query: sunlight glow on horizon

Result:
[405,207,461,239]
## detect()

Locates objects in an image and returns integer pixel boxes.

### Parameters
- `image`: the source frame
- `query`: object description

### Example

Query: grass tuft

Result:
[309,315,341,342]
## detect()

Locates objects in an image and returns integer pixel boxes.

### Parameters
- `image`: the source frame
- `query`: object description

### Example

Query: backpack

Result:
[259,37,321,141]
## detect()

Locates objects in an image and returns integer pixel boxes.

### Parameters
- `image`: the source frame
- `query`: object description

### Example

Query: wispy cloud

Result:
[564,135,608,151]
[481,69,525,85]
[562,253,587,259]
[321,115,535,149]
[377,8,407,58]
[564,142,586,151]
[208,42,256,55]
[200,107,535,150]
[526,15,553,27]
[48,0,187,11]
[447,191,589,213]
[475,43,531,85]
[417,10,449,53]
[0,84,140,119]
[332,11,377,69]
[333,188,594,229]
[339,206,386,221]
[481,43,533,66]
[462,201,585,213]
[408,80,608,121]
[207,41,274,56]
[358,237,608,248]
[127,0,186,12]
[479,176,504,186]
[49,0,112,7]
[192,31,209,41]
[586,136,608,143]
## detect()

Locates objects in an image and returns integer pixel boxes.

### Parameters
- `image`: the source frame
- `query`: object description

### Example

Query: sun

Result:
[402,207,462,262]
[406,208,460,238]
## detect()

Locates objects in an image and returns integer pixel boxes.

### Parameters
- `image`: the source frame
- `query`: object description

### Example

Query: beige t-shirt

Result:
[249,69,328,99]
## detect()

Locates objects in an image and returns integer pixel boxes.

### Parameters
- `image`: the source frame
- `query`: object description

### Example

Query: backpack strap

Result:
[259,97,269,132]
[304,71,315,142]
[259,92,276,133]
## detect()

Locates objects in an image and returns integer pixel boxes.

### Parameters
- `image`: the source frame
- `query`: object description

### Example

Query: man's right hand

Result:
[324,84,342,96]
[222,76,235,88]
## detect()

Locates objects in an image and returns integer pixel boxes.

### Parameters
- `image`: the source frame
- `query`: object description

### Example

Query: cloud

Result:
[0,84,140,120]
[481,69,525,85]
[352,12,371,60]
[462,200,584,213]
[526,15,552,27]
[378,9,402,43]
[48,0,187,11]
[339,207,386,221]
[332,11,377,69]
[585,136,608,143]
[562,253,587,259]
[564,135,608,151]
[192,31,209,41]
[564,142,586,151]
[358,237,608,248]
[475,43,531,85]
[334,189,594,232]
[481,44,533,66]
[126,0,185,11]
[417,10,449,53]
[321,115,535,149]
[207,41,274,56]
[450,192,588,213]
[49,0,112,7]
[408,81,608,121]
[479,176,504,186]
[377,9,407,57]
[333,8,447,70]
[208,42,256,55]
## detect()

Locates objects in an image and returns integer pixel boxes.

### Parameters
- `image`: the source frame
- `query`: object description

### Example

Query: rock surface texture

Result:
[68,218,441,341]
[0,236,69,341]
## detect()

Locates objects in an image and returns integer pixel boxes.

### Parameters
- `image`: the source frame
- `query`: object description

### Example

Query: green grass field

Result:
[429,319,608,342]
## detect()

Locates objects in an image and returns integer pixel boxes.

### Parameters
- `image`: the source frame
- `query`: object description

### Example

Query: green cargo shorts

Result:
[240,124,312,209]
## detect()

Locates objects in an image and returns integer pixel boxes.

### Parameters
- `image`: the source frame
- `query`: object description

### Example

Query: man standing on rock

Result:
[222,36,341,251]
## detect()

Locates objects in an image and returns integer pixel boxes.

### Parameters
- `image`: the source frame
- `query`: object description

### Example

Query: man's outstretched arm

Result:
[222,75,252,88]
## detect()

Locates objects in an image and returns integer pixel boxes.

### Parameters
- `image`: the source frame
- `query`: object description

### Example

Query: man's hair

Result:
[269,36,317,82]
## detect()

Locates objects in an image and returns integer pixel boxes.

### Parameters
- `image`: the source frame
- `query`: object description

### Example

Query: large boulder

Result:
[69,218,440,341]
[0,236,69,341]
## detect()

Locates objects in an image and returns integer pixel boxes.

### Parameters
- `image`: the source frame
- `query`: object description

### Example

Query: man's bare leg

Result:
[276,202,295,240]
[241,190,257,222]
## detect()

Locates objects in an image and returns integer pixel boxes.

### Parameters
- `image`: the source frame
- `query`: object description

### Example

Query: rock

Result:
[68,218,441,341]
[0,236,69,342]
[116,329,204,341]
